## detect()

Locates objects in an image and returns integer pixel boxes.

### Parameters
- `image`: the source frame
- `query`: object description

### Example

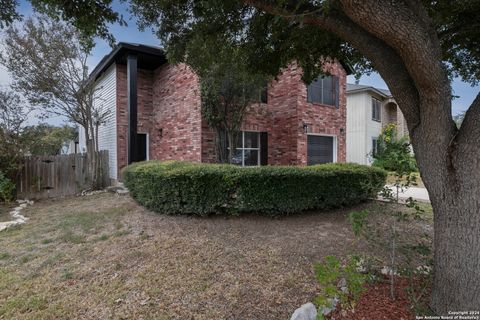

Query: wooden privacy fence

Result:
[16,151,110,200]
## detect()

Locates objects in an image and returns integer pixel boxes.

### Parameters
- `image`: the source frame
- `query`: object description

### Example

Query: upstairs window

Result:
[307,75,340,107]
[372,98,382,122]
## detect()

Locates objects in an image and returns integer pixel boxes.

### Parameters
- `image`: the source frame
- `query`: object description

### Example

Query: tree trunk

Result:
[412,120,480,313]
[215,128,228,163]
[85,122,99,190]
[227,131,235,164]
[239,1,480,311]
[430,189,480,312]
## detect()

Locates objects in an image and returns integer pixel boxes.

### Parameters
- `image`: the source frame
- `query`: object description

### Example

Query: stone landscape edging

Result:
[0,199,33,232]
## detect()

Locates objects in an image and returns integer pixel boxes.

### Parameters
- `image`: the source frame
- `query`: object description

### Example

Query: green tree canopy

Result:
[199,48,267,163]
[23,124,77,156]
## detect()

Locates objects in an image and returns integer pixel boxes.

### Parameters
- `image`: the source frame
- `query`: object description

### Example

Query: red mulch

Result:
[328,276,429,320]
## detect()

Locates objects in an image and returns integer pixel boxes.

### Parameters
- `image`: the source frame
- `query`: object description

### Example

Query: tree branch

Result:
[244,0,421,130]
[338,0,446,96]
[457,91,480,147]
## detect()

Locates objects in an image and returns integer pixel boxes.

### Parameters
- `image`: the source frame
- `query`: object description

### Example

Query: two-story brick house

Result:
[79,43,351,182]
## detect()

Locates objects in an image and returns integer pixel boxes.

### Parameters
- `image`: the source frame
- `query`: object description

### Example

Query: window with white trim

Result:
[372,98,381,122]
[372,137,379,156]
[228,131,260,166]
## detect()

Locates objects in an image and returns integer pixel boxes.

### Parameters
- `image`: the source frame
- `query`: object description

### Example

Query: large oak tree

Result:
[1,0,479,313]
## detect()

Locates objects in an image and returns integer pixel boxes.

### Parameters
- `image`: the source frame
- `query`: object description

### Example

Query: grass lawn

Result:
[0,193,433,319]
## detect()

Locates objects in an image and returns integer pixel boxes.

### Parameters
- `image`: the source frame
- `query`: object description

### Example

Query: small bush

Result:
[314,255,366,316]
[123,161,387,216]
[372,124,417,172]
[0,171,15,202]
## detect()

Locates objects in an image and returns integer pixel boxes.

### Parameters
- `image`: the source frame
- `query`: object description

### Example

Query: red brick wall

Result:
[263,63,303,165]
[201,119,217,163]
[296,62,347,165]
[116,64,154,177]
[116,60,346,172]
[201,61,346,165]
[150,63,202,162]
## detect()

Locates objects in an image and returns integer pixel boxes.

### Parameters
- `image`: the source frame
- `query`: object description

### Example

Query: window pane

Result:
[322,76,334,105]
[307,78,322,103]
[244,131,259,148]
[372,98,381,121]
[231,149,243,166]
[227,133,242,149]
[244,150,259,166]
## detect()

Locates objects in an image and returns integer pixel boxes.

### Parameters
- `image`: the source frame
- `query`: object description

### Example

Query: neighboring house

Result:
[60,140,79,155]
[61,130,79,154]
[346,83,409,165]
[79,42,352,182]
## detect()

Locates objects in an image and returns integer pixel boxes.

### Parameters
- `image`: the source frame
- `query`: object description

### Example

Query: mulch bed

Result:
[328,276,430,320]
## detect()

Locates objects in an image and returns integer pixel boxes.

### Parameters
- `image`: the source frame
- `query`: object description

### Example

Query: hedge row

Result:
[123,161,387,216]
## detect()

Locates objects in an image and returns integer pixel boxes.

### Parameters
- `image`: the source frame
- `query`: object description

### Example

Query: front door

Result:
[136,133,148,162]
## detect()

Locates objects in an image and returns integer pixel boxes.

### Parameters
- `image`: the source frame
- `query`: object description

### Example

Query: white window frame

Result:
[306,133,338,163]
[231,131,261,166]
[372,97,382,122]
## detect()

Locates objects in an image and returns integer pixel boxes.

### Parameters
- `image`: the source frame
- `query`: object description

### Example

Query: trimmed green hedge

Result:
[123,161,387,216]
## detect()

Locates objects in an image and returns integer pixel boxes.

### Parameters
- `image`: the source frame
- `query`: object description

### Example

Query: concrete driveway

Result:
[386,185,430,202]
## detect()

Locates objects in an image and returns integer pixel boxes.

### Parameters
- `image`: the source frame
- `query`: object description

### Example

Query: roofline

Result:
[346,85,392,98]
[87,42,165,84]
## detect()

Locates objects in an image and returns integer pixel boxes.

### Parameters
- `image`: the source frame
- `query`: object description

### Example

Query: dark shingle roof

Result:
[87,42,166,84]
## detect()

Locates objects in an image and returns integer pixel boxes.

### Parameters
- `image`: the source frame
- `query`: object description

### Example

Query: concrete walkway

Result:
[387,185,430,203]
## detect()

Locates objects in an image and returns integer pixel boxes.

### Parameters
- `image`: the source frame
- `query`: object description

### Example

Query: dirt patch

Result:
[0,193,432,319]
[0,203,14,222]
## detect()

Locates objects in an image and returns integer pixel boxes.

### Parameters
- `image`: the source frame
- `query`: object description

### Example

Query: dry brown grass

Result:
[386,172,425,188]
[0,193,432,319]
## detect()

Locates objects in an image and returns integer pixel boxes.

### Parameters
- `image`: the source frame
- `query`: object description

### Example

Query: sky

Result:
[0,0,477,126]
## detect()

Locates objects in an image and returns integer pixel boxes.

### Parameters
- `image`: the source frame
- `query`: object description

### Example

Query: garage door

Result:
[307,135,334,165]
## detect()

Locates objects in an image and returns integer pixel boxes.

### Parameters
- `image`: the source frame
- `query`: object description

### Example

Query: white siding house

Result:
[346,84,408,165]
[78,64,118,180]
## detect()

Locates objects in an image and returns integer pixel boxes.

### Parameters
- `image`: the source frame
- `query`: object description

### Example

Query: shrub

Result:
[123,161,387,216]
[0,171,15,202]
[314,255,366,317]
[372,124,417,172]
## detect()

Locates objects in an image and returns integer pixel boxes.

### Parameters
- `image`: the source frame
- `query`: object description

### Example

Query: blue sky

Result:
[0,0,477,125]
